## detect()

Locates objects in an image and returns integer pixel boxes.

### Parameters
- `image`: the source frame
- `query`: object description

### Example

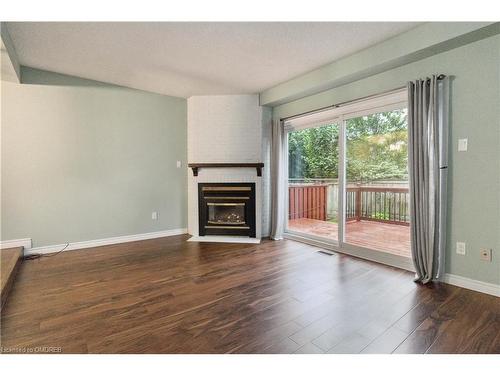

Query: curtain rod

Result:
[280,74,447,122]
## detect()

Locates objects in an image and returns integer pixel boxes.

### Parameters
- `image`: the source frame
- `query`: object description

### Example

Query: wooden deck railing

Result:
[288,184,327,221]
[346,185,409,225]
[289,183,410,226]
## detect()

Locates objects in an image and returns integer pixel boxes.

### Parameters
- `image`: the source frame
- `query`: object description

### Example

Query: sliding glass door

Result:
[286,122,340,243]
[344,108,411,258]
[284,90,411,266]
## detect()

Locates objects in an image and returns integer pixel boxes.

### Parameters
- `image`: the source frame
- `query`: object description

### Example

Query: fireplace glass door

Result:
[208,203,246,225]
[198,183,256,237]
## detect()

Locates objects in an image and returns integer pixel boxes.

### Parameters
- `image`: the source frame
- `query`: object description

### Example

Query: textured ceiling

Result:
[6,22,421,98]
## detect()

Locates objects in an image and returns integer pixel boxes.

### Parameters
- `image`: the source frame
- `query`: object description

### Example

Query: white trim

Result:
[0,238,32,250]
[284,130,290,236]
[187,235,261,244]
[24,228,187,256]
[338,116,346,245]
[284,232,415,272]
[284,89,407,131]
[442,274,500,298]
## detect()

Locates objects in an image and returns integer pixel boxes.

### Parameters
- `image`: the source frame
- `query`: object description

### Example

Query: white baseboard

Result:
[0,238,32,250]
[187,235,261,244]
[24,228,188,256]
[442,273,500,297]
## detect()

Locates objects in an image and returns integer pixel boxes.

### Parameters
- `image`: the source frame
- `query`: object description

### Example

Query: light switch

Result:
[458,138,468,152]
[176,161,182,168]
[456,242,466,255]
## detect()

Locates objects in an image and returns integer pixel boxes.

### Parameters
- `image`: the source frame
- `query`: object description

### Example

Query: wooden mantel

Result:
[187,163,264,177]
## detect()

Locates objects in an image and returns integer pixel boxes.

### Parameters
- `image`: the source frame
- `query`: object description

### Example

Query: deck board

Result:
[288,218,411,258]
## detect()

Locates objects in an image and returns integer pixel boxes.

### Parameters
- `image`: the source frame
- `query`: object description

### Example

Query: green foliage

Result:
[372,211,391,220]
[288,109,408,182]
[288,124,340,179]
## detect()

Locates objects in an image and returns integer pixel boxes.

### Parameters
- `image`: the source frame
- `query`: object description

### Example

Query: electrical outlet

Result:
[479,248,492,262]
[456,242,466,255]
[176,160,182,168]
[152,211,158,220]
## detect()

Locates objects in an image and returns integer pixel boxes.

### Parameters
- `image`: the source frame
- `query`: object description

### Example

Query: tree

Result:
[288,124,340,179]
[288,109,408,182]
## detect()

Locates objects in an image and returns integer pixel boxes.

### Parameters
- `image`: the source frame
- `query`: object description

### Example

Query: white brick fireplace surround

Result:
[187,95,272,241]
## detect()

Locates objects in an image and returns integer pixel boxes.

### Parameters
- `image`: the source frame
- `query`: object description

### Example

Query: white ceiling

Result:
[6,22,420,98]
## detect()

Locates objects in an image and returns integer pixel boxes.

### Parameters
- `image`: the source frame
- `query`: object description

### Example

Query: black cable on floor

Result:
[24,243,69,260]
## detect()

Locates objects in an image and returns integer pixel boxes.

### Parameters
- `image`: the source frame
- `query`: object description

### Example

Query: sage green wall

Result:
[272,35,500,285]
[1,67,187,247]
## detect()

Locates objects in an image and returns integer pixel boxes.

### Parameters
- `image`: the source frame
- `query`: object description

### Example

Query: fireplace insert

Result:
[198,183,256,237]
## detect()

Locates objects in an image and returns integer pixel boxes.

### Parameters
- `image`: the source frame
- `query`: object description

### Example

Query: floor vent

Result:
[317,250,335,256]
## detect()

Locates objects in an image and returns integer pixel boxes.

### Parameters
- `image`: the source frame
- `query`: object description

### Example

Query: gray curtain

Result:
[407,75,449,283]
[270,119,286,240]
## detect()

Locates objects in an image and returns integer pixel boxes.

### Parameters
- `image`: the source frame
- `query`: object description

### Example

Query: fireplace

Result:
[198,183,256,237]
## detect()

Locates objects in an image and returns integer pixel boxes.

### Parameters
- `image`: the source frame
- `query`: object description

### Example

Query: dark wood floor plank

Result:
[393,282,456,334]
[0,247,23,309]
[327,332,372,354]
[360,326,410,354]
[261,337,301,354]
[294,342,325,354]
[393,287,476,354]
[1,234,498,354]
[425,290,500,354]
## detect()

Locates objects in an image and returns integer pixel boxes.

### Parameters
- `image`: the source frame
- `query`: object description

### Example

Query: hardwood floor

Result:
[1,235,498,354]
[0,247,23,309]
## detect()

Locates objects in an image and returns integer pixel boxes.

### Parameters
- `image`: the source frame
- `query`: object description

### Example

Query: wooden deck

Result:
[1,235,498,353]
[288,218,411,258]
